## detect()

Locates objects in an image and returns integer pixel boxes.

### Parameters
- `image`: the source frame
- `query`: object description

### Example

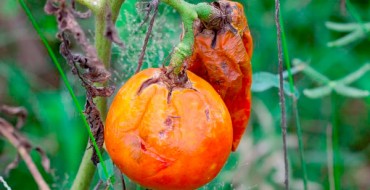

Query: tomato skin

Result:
[105,68,233,190]
[187,0,253,151]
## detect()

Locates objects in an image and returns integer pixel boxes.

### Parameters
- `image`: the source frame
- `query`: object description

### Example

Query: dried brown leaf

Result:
[5,154,20,176]
[35,147,51,173]
[105,8,125,49]
[0,105,27,129]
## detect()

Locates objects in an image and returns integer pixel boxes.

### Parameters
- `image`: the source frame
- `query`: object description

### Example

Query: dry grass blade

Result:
[0,105,50,190]
[1,105,27,129]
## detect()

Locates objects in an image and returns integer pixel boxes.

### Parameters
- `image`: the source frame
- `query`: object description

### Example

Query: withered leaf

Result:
[35,147,51,173]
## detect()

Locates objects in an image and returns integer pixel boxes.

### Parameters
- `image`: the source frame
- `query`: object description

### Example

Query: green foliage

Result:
[97,158,115,186]
[252,72,299,96]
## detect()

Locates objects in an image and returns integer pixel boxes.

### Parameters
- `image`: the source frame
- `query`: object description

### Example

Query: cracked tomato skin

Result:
[105,68,233,190]
[187,0,253,151]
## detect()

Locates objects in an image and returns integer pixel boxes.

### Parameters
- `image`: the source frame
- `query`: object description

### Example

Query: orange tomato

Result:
[187,0,253,151]
[105,68,233,190]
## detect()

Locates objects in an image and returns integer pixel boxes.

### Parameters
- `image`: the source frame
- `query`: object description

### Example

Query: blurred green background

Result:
[0,0,369,189]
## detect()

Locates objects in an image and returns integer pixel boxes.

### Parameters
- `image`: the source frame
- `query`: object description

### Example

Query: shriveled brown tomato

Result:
[187,0,253,151]
[105,68,233,190]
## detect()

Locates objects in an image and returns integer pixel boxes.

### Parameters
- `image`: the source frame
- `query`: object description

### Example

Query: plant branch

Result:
[274,0,289,189]
[71,0,124,189]
[75,0,101,13]
[160,0,219,74]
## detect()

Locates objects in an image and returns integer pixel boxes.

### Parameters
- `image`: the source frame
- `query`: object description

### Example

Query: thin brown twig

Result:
[135,0,159,74]
[274,0,289,189]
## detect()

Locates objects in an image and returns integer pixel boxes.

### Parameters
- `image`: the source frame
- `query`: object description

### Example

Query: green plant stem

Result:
[326,124,335,190]
[71,0,124,189]
[71,147,95,190]
[331,94,341,190]
[160,0,214,74]
[75,0,100,13]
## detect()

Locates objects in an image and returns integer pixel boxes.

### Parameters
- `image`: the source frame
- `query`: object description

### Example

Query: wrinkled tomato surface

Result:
[105,68,233,190]
[187,0,253,151]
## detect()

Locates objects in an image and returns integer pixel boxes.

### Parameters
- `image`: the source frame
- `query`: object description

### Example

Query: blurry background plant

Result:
[0,0,369,189]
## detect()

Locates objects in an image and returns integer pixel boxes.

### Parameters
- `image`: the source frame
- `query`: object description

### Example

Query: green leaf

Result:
[98,159,115,184]
[334,85,370,98]
[252,72,298,96]
[303,86,332,99]
[252,72,277,92]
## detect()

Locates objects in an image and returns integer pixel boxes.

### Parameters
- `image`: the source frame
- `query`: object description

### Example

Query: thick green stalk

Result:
[72,0,124,189]
[75,0,100,13]
[160,0,214,74]
[71,147,95,190]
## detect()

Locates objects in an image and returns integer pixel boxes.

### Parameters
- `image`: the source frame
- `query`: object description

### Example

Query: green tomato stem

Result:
[160,0,216,75]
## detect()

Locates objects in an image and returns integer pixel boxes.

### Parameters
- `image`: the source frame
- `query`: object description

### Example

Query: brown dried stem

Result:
[136,0,159,74]
[275,0,289,189]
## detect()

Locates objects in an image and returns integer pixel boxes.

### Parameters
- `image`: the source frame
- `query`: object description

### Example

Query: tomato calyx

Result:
[197,1,238,34]
[137,67,195,103]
